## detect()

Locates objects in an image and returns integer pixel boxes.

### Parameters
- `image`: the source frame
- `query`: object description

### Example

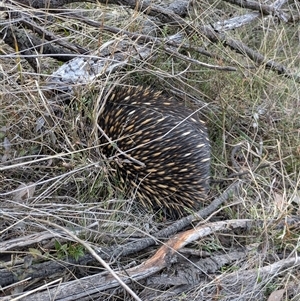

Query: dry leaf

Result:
[274,192,287,212]
[291,192,300,205]
[36,116,46,132]
[3,137,11,151]
[267,289,285,301]
[13,182,36,202]
[1,136,11,162]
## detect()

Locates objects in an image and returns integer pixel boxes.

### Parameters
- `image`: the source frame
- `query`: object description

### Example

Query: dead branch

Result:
[12,219,300,301]
[11,0,90,9]
[20,17,88,54]
[2,0,299,86]
[0,181,241,288]
[0,25,75,71]
[222,0,290,21]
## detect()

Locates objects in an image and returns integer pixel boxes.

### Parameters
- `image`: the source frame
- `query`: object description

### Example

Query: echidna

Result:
[98,86,210,216]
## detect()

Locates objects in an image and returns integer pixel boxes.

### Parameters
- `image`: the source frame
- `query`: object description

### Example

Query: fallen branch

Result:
[0,181,240,288]
[15,219,300,300]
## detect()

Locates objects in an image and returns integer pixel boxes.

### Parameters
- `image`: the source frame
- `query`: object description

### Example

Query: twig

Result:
[35,219,143,301]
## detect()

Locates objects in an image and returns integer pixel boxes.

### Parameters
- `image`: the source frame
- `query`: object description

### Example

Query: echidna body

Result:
[98,86,210,216]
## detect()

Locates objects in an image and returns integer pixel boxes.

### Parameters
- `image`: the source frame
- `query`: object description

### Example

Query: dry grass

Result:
[1,0,300,300]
